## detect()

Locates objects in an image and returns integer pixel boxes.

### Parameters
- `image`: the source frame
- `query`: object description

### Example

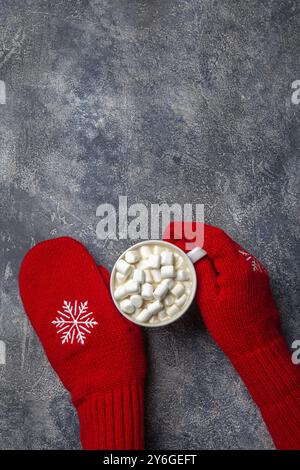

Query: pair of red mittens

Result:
[19,237,146,450]
[20,226,300,450]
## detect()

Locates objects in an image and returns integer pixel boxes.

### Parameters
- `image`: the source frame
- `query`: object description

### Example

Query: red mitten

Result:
[19,237,146,450]
[164,222,300,449]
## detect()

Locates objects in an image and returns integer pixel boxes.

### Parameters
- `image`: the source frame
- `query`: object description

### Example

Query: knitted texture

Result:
[19,237,146,449]
[164,222,300,449]
[77,382,144,449]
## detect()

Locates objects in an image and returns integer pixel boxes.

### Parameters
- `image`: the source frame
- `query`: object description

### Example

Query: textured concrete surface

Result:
[0,0,299,450]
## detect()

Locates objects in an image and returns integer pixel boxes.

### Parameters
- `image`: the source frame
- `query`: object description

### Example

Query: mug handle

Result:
[187,246,207,264]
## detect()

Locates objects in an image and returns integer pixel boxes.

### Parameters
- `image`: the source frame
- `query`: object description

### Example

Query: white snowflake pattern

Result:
[238,249,266,273]
[52,300,98,345]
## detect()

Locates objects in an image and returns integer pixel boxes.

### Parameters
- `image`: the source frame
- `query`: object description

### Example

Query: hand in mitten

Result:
[165,222,279,356]
[19,237,146,450]
[164,222,300,449]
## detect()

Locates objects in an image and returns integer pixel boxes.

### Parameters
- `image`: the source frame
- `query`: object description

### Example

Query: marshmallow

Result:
[144,270,153,283]
[130,294,143,308]
[187,246,207,263]
[151,269,161,283]
[124,281,140,295]
[133,269,145,284]
[175,257,184,269]
[161,251,174,266]
[167,304,180,317]
[140,246,152,259]
[164,294,174,306]
[175,293,187,307]
[135,308,154,323]
[116,272,126,284]
[158,310,167,321]
[137,259,149,270]
[174,254,184,269]
[153,282,169,300]
[120,299,135,314]
[162,278,175,289]
[171,282,185,298]
[149,315,159,324]
[147,300,163,315]
[125,250,140,264]
[161,265,176,279]
[114,285,128,300]
[176,269,190,281]
[141,283,154,300]
[153,245,162,255]
[116,259,132,276]
[148,254,161,269]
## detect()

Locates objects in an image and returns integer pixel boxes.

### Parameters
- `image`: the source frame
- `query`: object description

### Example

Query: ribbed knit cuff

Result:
[76,382,144,450]
[231,336,300,449]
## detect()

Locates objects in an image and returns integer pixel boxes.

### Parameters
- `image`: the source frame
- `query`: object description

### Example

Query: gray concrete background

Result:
[0,0,299,450]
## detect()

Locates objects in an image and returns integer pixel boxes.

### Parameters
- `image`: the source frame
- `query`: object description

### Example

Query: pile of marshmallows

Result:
[112,244,193,325]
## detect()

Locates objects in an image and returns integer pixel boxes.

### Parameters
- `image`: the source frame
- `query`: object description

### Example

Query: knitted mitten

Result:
[19,237,146,449]
[164,222,300,449]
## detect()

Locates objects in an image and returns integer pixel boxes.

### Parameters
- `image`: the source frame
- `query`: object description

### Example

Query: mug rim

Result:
[110,239,197,327]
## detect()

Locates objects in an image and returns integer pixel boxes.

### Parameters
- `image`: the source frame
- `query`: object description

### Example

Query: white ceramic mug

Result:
[110,240,206,327]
